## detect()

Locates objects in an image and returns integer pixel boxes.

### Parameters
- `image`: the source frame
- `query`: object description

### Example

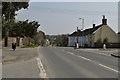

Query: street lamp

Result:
[79,18,84,47]
[76,26,79,49]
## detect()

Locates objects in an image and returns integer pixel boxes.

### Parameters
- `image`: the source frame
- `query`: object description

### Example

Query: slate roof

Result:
[69,30,82,36]
[69,24,103,36]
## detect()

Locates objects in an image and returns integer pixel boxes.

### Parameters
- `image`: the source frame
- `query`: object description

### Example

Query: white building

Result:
[68,16,118,47]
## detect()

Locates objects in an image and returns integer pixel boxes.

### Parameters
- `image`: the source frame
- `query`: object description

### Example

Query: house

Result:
[68,16,118,47]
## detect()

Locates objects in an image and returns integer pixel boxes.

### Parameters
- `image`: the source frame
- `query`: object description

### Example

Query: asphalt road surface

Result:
[38,47,119,78]
[2,47,119,78]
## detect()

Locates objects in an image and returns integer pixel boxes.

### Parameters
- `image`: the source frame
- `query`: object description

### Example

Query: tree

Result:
[94,39,102,48]
[103,38,109,44]
[34,31,46,46]
[55,34,68,47]
[10,20,40,45]
[2,2,29,20]
[2,2,29,47]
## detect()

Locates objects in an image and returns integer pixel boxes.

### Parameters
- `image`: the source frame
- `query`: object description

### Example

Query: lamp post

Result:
[79,18,84,47]
[76,27,79,48]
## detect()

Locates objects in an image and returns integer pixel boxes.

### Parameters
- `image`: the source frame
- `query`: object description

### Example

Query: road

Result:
[2,47,119,78]
[38,47,119,78]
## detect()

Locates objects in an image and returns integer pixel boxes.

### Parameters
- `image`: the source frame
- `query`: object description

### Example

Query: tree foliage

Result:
[10,20,40,38]
[94,39,102,48]
[34,31,46,46]
[2,2,29,39]
[55,34,68,47]
[2,2,29,20]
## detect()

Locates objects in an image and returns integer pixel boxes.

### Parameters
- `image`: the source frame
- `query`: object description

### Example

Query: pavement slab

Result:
[2,47,38,65]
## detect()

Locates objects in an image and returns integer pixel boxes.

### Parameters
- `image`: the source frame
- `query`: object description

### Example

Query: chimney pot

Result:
[93,24,95,28]
[102,15,107,25]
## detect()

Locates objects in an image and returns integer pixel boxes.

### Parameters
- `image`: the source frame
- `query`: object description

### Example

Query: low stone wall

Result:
[2,37,23,47]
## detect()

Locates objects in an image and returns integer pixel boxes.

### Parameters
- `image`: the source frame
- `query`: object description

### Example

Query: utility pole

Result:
[76,27,79,48]
[79,18,84,47]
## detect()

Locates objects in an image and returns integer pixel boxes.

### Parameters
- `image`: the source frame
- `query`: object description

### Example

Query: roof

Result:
[118,32,120,34]
[69,24,103,36]
[83,24,102,35]
[69,30,82,36]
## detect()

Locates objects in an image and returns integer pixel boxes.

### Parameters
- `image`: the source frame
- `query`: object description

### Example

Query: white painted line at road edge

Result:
[37,46,48,78]
[36,58,47,78]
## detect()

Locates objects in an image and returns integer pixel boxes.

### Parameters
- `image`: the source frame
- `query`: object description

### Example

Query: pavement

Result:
[2,47,38,65]
[2,47,40,78]
[2,58,40,78]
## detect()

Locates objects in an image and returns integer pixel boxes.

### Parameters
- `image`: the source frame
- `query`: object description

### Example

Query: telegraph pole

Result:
[79,18,84,47]
[76,27,79,48]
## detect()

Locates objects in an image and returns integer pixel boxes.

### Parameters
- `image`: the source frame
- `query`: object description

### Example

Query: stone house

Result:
[68,16,118,47]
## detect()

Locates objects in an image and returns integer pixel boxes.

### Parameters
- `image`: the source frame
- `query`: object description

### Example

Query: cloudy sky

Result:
[16,1,118,35]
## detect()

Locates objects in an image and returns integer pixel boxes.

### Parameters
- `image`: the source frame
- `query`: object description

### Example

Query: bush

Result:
[94,39,102,48]
[21,44,38,48]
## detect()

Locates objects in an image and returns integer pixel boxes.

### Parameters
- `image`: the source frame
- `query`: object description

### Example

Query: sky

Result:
[16,1,118,35]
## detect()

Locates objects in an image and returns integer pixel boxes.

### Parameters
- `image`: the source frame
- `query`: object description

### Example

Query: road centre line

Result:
[77,55,119,73]
[67,52,74,55]
[78,55,92,61]
[80,49,111,57]
[98,63,119,73]
[62,49,119,73]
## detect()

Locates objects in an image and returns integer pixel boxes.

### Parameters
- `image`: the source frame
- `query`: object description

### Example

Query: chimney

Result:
[93,24,95,28]
[102,15,107,25]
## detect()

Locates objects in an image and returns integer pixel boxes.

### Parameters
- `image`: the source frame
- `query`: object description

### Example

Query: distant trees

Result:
[54,34,68,47]
[34,31,46,46]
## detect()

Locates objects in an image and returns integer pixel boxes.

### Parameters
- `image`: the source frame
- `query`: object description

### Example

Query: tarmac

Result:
[2,47,120,65]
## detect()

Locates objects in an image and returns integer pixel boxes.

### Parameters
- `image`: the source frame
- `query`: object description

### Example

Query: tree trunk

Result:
[4,37,8,47]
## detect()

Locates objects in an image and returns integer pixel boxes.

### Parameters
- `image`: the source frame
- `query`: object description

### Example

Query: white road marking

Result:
[36,58,47,78]
[98,63,119,73]
[67,52,74,55]
[79,49,112,57]
[37,46,47,78]
[65,50,119,73]
[78,55,119,73]
[78,55,92,61]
